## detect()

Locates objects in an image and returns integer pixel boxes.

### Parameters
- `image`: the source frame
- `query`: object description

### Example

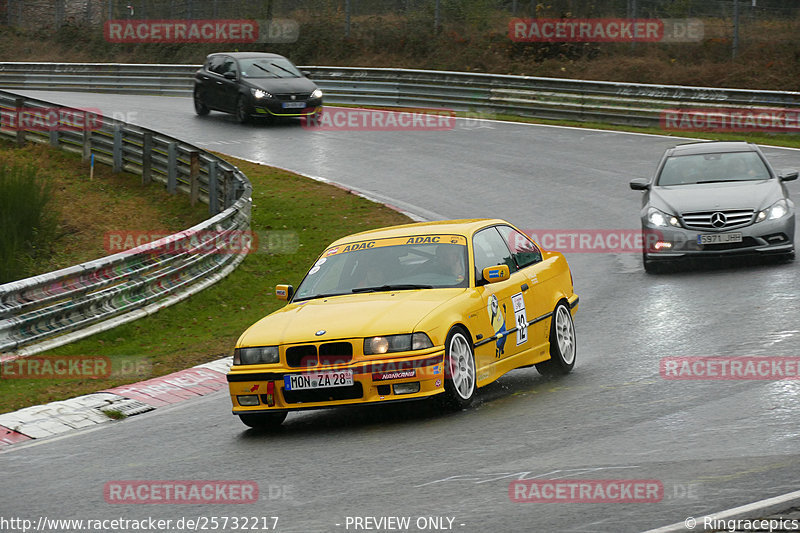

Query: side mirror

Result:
[302,70,312,78]
[276,284,293,301]
[482,265,510,284]
[223,71,237,80]
[629,178,651,191]
[779,170,798,182]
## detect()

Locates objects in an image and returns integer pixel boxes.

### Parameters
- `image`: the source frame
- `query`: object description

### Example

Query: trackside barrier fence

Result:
[1,62,800,127]
[0,88,252,355]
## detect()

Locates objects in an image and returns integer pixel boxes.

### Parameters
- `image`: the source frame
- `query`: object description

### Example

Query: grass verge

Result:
[0,152,410,414]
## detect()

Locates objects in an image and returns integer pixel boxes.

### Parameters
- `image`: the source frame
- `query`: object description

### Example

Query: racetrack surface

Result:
[4,91,800,533]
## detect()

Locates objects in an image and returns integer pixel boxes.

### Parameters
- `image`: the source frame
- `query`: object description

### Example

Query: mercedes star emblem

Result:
[710,212,727,228]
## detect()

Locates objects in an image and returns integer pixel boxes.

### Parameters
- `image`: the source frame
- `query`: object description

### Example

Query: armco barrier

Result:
[0,89,252,356]
[1,62,800,127]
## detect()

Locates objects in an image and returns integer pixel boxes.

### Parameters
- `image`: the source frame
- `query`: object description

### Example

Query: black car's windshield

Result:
[293,236,469,301]
[239,58,302,79]
[657,151,771,186]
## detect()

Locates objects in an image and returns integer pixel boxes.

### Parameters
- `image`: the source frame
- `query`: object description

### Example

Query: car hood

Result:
[651,179,783,214]
[237,289,465,347]
[243,77,317,95]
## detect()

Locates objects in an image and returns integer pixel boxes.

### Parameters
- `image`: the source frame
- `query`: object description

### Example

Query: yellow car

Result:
[227,219,578,429]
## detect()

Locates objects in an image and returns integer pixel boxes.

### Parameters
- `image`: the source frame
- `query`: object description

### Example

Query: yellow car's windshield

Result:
[293,237,469,301]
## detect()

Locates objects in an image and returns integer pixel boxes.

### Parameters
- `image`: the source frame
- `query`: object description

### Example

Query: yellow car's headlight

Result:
[364,333,433,355]
[233,346,279,365]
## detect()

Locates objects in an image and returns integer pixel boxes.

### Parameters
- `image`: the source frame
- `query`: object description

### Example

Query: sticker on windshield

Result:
[308,266,321,275]
[322,235,468,257]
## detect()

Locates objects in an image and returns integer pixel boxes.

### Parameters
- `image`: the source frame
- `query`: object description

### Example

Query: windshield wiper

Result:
[696,179,755,184]
[351,284,433,293]
[293,292,348,302]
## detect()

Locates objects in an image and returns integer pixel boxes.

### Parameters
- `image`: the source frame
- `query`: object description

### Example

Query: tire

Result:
[536,302,576,376]
[235,96,250,124]
[193,89,209,116]
[238,412,287,429]
[442,327,476,409]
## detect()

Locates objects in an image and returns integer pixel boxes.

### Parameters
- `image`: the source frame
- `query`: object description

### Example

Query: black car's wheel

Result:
[239,412,287,429]
[235,96,250,124]
[193,89,209,116]
[536,302,576,376]
[442,327,476,409]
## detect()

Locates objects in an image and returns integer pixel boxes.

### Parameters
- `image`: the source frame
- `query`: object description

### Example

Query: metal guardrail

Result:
[1,62,800,127]
[0,88,252,355]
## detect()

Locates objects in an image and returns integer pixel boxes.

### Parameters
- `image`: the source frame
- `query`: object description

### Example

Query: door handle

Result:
[521,283,529,291]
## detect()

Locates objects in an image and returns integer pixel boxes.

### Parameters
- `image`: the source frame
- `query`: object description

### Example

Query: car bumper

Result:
[227,350,445,414]
[642,214,795,261]
[250,98,323,117]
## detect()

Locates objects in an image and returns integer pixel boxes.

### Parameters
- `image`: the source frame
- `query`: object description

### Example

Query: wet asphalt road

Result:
[3,91,800,533]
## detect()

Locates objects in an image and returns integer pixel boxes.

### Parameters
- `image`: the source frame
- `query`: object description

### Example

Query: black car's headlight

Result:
[756,199,790,222]
[364,333,433,355]
[310,88,323,99]
[647,207,681,228]
[233,346,279,365]
[251,88,272,100]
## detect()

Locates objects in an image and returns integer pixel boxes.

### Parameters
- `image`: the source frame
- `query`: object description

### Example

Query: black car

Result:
[193,52,323,123]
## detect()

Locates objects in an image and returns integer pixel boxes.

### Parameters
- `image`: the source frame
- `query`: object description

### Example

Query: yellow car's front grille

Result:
[285,341,354,368]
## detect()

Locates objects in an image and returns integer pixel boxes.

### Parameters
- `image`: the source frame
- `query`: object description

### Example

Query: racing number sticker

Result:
[512,293,528,346]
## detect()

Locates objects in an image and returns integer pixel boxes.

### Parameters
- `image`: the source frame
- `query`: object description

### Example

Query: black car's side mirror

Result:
[778,170,798,182]
[629,178,651,191]
[223,71,237,80]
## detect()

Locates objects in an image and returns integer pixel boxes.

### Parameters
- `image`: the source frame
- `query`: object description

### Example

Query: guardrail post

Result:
[208,161,219,215]
[14,97,25,146]
[189,151,200,206]
[167,142,177,194]
[141,132,153,185]
[49,127,59,147]
[82,111,92,162]
[222,169,234,208]
[112,124,123,173]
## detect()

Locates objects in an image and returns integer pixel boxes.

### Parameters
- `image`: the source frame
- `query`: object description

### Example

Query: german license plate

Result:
[281,101,306,109]
[698,232,743,245]
[284,370,353,390]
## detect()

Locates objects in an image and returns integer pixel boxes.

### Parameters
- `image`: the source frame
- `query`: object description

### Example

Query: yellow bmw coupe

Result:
[227,219,578,428]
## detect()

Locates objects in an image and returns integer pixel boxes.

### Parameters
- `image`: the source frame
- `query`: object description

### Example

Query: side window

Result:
[472,227,516,285]
[220,57,238,77]
[207,55,226,75]
[496,225,542,269]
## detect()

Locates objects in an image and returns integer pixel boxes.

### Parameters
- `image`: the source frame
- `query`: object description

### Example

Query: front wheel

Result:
[238,412,287,429]
[536,302,576,376]
[235,96,250,124]
[443,327,476,409]
[193,89,209,116]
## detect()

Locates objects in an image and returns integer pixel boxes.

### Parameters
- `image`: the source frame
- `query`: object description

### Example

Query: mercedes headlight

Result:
[233,346,279,365]
[756,199,790,222]
[251,88,272,99]
[647,207,680,228]
[364,333,433,355]
[310,88,323,99]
